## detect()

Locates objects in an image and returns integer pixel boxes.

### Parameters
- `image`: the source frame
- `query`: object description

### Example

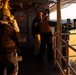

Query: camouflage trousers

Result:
[0,51,18,75]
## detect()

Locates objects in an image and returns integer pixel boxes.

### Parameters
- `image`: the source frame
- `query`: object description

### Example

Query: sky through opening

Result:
[49,3,76,20]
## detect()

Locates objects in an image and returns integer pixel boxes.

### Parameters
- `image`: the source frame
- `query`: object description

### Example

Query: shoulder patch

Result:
[34,22,38,26]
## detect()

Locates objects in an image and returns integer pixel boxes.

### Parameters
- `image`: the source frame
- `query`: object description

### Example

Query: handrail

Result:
[54,32,76,75]
[56,59,65,75]
[62,32,76,35]
[56,48,66,62]
[68,44,76,52]
[68,64,76,74]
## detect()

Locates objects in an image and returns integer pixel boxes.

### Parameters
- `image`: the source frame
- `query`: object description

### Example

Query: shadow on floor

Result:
[18,47,60,75]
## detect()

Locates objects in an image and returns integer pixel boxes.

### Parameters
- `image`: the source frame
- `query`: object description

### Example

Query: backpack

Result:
[0,22,16,53]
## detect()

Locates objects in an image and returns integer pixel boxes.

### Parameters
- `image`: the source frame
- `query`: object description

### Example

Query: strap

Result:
[0,22,5,52]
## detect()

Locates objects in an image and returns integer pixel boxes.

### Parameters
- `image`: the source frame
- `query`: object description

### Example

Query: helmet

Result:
[44,9,50,15]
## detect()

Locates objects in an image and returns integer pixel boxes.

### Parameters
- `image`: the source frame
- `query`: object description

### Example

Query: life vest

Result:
[40,20,52,33]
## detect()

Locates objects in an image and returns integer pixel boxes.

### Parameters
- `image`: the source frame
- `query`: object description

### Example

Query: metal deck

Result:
[18,47,61,75]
